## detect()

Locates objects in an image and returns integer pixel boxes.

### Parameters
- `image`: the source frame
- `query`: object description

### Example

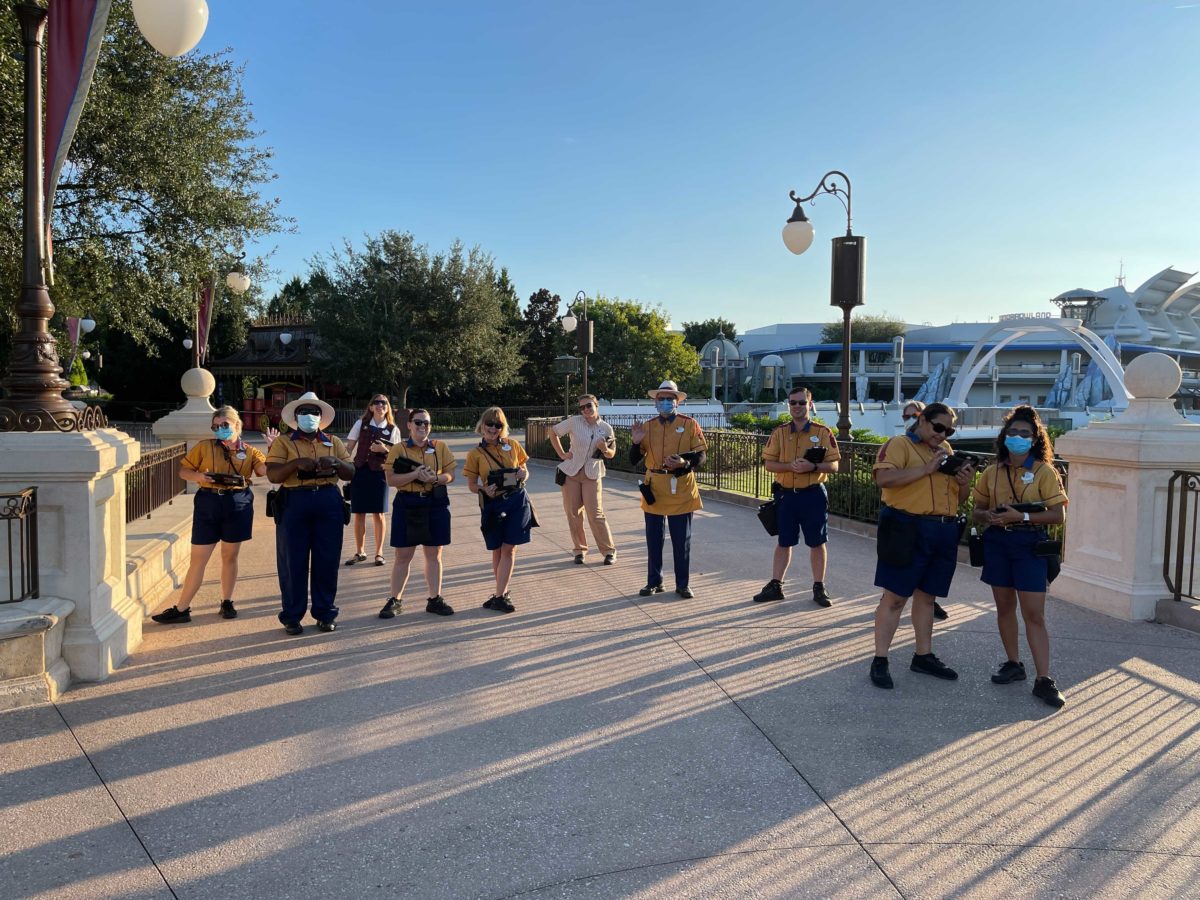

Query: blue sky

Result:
[200,1,1200,332]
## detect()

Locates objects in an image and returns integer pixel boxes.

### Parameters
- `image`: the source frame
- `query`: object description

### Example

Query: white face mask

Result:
[297,413,321,433]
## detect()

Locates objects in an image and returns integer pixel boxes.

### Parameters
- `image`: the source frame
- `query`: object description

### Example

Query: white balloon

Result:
[132,0,209,58]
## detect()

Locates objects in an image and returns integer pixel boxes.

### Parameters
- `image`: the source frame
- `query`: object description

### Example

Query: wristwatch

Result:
[1022,511,1030,523]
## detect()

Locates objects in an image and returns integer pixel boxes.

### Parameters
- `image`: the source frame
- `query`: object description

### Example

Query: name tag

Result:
[1021,471,1035,484]
[810,436,821,443]
[502,443,511,452]
[424,447,435,454]
[236,451,246,460]
[676,426,684,433]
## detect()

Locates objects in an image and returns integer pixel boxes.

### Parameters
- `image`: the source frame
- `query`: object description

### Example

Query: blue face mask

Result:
[655,398,676,416]
[213,425,234,441]
[297,413,321,434]
[1004,435,1033,455]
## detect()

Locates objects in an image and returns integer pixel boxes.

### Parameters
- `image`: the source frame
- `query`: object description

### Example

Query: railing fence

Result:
[1164,470,1199,603]
[0,487,38,604]
[125,443,187,523]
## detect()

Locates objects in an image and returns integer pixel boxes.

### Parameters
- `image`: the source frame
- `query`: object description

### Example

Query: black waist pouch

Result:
[877,511,918,567]
[341,483,353,526]
[265,489,284,520]
[555,467,568,487]
[1035,539,1062,585]
[757,500,779,537]
[968,531,985,567]
[638,481,656,505]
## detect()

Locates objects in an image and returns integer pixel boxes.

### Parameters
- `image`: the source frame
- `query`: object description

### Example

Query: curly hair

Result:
[994,405,1052,464]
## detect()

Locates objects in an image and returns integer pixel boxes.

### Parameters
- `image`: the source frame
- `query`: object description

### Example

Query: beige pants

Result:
[561,470,616,556]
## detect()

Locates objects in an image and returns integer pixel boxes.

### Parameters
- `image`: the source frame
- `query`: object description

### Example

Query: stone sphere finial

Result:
[181,367,216,400]
[1123,352,1181,400]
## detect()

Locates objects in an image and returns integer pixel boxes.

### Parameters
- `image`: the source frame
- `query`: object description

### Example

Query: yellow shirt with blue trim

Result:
[973,459,1067,513]
[463,437,529,483]
[872,433,960,517]
[637,414,708,515]
[265,432,352,488]
[383,439,458,494]
[763,420,841,489]
[182,439,265,486]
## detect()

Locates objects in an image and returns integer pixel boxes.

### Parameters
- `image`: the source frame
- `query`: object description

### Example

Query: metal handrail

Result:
[125,443,187,522]
[0,487,38,604]
[1164,470,1200,602]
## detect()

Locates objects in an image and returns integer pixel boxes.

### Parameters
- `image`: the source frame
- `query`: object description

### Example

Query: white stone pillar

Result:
[153,367,216,493]
[1053,354,1200,621]
[0,428,140,681]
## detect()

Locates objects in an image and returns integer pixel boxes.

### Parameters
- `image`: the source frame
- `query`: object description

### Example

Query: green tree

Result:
[820,313,907,345]
[517,288,565,403]
[587,296,700,399]
[681,317,738,350]
[306,231,523,408]
[0,2,286,374]
[265,276,314,320]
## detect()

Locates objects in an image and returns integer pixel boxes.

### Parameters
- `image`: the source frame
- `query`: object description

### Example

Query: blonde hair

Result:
[578,393,598,407]
[475,406,509,439]
[361,394,396,428]
[212,406,242,434]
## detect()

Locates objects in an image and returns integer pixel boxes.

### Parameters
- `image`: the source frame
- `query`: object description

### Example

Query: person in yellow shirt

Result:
[869,402,975,689]
[972,405,1068,709]
[265,392,354,635]
[378,409,458,619]
[463,407,532,613]
[754,386,841,606]
[151,406,274,624]
[630,380,708,598]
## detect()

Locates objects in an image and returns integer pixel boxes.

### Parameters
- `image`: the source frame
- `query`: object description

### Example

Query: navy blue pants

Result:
[645,511,693,590]
[276,486,344,625]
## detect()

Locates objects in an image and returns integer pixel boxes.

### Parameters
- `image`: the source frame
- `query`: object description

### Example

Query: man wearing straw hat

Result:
[266,391,354,635]
[630,380,708,598]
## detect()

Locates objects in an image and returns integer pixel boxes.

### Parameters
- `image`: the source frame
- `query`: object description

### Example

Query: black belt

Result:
[775,484,820,493]
[999,524,1041,532]
[283,484,338,492]
[885,506,958,524]
[200,486,247,495]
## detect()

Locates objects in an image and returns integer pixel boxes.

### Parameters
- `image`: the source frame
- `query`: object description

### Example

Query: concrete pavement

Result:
[3,433,1200,899]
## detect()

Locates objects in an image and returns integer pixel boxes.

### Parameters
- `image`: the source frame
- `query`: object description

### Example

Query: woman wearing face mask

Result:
[151,407,273,624]
[344,394,400,567]
[869,402,974,690]
[972,406,1068,709]
[463,407,531,613]
[549,394,618,565]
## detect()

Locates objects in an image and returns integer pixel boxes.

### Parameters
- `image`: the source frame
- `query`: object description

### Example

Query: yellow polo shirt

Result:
[463,437,529,483]
[763,420,841,489]
[973,460,1067,511]
[637,414,708,515]
[384,439,458,494]
[182,439,265,486]
[265,432,352,488]
[872,434,960,517]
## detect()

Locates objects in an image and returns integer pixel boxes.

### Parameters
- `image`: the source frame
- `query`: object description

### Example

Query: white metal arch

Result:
[945,317,1129,407]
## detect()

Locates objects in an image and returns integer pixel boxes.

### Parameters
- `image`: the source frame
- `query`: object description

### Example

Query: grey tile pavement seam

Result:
[46,701,180,899]
[858,840,1200,859]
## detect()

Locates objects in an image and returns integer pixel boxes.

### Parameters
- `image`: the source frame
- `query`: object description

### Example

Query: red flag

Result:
[66,315,81,347]
[197,278,216,365]
[45,1,112,276]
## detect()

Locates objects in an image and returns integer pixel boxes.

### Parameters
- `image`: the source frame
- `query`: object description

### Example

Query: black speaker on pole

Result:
[576,320,594,355]
[830,235,866,309]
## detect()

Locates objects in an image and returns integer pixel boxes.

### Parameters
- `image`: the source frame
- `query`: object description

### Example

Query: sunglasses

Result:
[787,399,809,406]
[929,421,956,437]
[371,400,388,406]
[296,407,321,416]
[484,421,502,429]
[1005,428,1034,438]
[412,420,431,427]
[210,423,232,431]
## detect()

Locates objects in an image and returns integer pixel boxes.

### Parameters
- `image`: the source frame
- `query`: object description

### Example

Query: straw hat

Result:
[647,379,687,401]
[280,391,336,431]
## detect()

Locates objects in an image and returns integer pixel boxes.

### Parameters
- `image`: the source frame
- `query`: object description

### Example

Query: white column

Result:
[1053,354,1200,621]
[153,367,216,493]
[0,429,141,681]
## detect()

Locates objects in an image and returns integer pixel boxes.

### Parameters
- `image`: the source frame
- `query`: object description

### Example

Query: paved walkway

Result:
[3,433,1200,899]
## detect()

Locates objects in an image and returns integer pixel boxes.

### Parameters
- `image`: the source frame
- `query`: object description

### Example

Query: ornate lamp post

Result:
[559,291,593,396]
[553,354,581,416]
[783,170,865,442]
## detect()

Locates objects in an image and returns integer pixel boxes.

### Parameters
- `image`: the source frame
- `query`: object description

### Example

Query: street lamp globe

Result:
[560,313,578,334]
[81,351,91,360]
[225,270,251,295]
[782,206,815,256]
[80,317,96,334]
[279,332,293,347]
[182,338,193,350]
[131,0,210,57]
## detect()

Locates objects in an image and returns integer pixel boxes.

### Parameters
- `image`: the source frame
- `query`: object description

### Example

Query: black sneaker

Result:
[639,583,664,596]
[344,553,366,566]
[870,657,893,689]
[910,652,958,680]
[219,599,237,619]
[482,594,515,613]
[812,583,832,608]
[753,579,785,603]
[151,606,190,624]
[426,596,455,616]
[1032,676,1066,709]
[933,601,949,621]
[378,597,401,619]
[991,660,1027,684]
[676,587,695,599]
[283,622,303,635]
[603,554,616,565]
[317,620,336,633]
[574,554,585,565]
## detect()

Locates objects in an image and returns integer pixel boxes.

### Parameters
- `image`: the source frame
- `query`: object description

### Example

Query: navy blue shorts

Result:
[874,508,959,599]
[191,488,254,545]
[480,489,532,551]
[390,491,452,548]
[349,465,388,513]
[776,484,829,548]
[981,527,1049,592]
